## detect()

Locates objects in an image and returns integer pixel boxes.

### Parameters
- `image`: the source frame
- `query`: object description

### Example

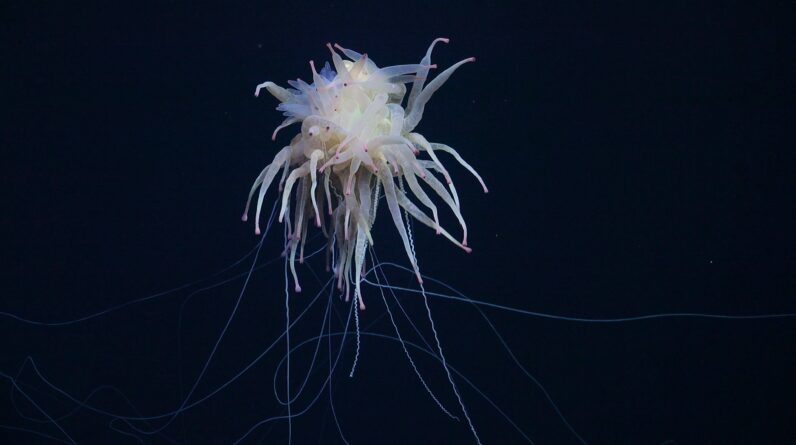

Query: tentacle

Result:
[323,169,333,215]
[394,185,471,253]
[372,64,434,79]
[345,158,361,195]
[308,150,324,226]
[272,117,299,141]
[353,228,368,310]
[254,81,291,101]
[414,160,470,246]
[404,57,475,133]
[407,37,449,115]
[399,160,441,234]
[333,43,379,73]
[279,165,310,222]
[378,163,422,283]
[407,133,451,184]
[349,53,369,79]
[430,142,489,193]
[247,147,291,235]
[319,148,354,173]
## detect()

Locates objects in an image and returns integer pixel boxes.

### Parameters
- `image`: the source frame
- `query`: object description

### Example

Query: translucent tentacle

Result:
[378,163,422,283]
[407,37,449,115]
[430,143,489,193]
[404,57,475,133]
[308,150,324,226]
[279,166,310,222]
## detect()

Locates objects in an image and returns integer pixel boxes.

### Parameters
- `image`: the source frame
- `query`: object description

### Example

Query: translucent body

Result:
[243,40,487,309]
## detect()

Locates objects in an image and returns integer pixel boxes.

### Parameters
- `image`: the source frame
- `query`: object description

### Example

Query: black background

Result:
[2,1,794,444]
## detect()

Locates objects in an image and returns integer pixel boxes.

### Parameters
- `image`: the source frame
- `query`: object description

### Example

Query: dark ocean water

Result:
[2,2,794,444]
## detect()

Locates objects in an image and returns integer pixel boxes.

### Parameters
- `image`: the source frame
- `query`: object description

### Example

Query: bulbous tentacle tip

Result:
[359,301,366,311]
[466,57,476,63]
[294,285,302,293]
[241,214,248,222]
[438,37,450,44]
[463,246,473,254]
[254,227,261,235]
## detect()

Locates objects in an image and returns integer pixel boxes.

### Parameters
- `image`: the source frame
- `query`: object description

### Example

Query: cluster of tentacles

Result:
[243,39,487,309]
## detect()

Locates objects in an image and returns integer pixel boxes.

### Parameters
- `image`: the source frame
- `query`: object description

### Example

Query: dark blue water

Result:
[2,2,794,444]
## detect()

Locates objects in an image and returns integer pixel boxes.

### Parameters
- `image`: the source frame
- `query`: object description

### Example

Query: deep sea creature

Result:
[243,39,487,310]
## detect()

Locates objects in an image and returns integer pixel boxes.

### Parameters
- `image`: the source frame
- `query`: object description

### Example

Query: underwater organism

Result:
[243,39,487,310]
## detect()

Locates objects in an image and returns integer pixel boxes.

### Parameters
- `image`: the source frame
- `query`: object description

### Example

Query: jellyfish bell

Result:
[243,39,486,311]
